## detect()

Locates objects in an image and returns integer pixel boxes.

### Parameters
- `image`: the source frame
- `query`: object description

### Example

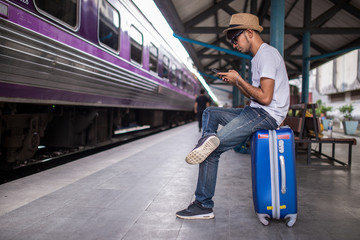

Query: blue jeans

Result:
[195,106,278,208]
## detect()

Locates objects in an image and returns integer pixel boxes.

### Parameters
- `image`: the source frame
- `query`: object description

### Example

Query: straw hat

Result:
[223,13,263,33]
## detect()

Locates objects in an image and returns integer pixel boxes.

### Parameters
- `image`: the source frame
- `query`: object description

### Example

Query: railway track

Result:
[0,124,180,184]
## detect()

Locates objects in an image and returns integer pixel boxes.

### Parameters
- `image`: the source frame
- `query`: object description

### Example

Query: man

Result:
[176,13,290,219]
[194,89,211,132]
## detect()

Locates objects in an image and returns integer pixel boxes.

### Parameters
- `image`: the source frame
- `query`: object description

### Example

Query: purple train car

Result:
[0,0,200,167]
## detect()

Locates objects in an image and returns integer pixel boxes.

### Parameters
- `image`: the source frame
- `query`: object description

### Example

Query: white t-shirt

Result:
[250,43,290,125]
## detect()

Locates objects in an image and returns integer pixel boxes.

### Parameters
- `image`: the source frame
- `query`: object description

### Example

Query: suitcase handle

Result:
[280,155,286,194]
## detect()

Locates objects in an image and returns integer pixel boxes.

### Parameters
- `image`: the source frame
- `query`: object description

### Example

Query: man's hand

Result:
[217,69,239,85]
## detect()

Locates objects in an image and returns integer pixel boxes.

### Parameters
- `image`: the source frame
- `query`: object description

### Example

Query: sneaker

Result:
[185,135,220,164]
[176,201,214,219]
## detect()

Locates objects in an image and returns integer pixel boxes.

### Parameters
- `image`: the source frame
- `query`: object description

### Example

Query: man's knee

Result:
[204,106,219,114]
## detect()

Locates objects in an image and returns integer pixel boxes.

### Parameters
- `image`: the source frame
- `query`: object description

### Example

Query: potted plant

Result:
[316,100,333,130]
[339,103,358,135]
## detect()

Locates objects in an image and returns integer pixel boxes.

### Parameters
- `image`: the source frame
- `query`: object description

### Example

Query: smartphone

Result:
[210,68,219,73]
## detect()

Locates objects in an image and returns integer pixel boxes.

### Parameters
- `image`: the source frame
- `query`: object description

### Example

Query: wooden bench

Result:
[283,103,357,167]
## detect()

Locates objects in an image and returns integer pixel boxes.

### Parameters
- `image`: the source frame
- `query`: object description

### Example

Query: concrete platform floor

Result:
[0,122,359,240]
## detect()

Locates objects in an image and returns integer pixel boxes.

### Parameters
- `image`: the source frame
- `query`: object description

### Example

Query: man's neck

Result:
[250,38,264,56]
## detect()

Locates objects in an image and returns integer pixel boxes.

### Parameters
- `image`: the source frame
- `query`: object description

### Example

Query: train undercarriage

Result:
[0,102,194,169]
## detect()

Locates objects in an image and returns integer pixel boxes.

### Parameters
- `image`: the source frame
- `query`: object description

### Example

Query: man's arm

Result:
[232,79,251,99]
[239,76,274,106]
[218,70,274,106]
[194,102,198,113]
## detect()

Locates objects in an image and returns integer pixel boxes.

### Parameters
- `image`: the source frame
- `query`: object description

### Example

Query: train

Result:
[0,0,200,168]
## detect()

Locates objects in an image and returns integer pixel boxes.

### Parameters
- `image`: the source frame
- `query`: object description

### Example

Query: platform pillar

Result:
[301,0,312,103]
[270,0,285,56]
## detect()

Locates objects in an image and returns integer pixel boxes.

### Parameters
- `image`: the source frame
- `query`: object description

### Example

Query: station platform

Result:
[0,122,360,240]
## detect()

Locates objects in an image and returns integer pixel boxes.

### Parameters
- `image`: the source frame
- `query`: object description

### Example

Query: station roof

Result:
[154,0,360,85]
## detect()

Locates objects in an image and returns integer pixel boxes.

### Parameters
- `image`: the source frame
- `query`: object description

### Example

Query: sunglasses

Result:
[231,30,244,45]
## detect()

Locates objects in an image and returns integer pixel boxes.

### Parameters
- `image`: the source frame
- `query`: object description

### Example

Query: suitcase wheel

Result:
[285,214,297,227]
[257,213,270,226]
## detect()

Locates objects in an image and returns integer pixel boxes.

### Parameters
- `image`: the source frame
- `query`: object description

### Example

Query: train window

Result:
[98,0,120,51]
[183,75,188,91]
[170,65,177,85]
[34,0,79,28]
[177,70,183,88]
[149,43,158,72]
[162,55,169,79]
[130,26,143,65]
[188,82,194,94]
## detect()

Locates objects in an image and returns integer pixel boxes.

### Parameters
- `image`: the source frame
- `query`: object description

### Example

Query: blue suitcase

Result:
[251,128,297,227]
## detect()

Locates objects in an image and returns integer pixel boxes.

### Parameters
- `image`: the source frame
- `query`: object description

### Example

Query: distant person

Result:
[176,13,290,219]
[194,89,211,132]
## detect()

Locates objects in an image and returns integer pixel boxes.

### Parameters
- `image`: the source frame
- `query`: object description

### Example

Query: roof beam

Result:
[282,2,346,56]
[184,0,234,28]
[285,0,299,20]
[258,0,271,25]
[328,0,360,19]
[222,4,237,16]
[153,0,203,72]
[310,3,342,27]
[198,54,234,59]
[156,0,359,82]
[284,41,302,57]
[286,60,301,70]
[251,0,257,14]
[213,0,221,71]
[197,36,227,55]
[153,1,183,33]
[204,59,221,69]
[243,0,249,13]
[185,27,360,34]
[285,27,360,34]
